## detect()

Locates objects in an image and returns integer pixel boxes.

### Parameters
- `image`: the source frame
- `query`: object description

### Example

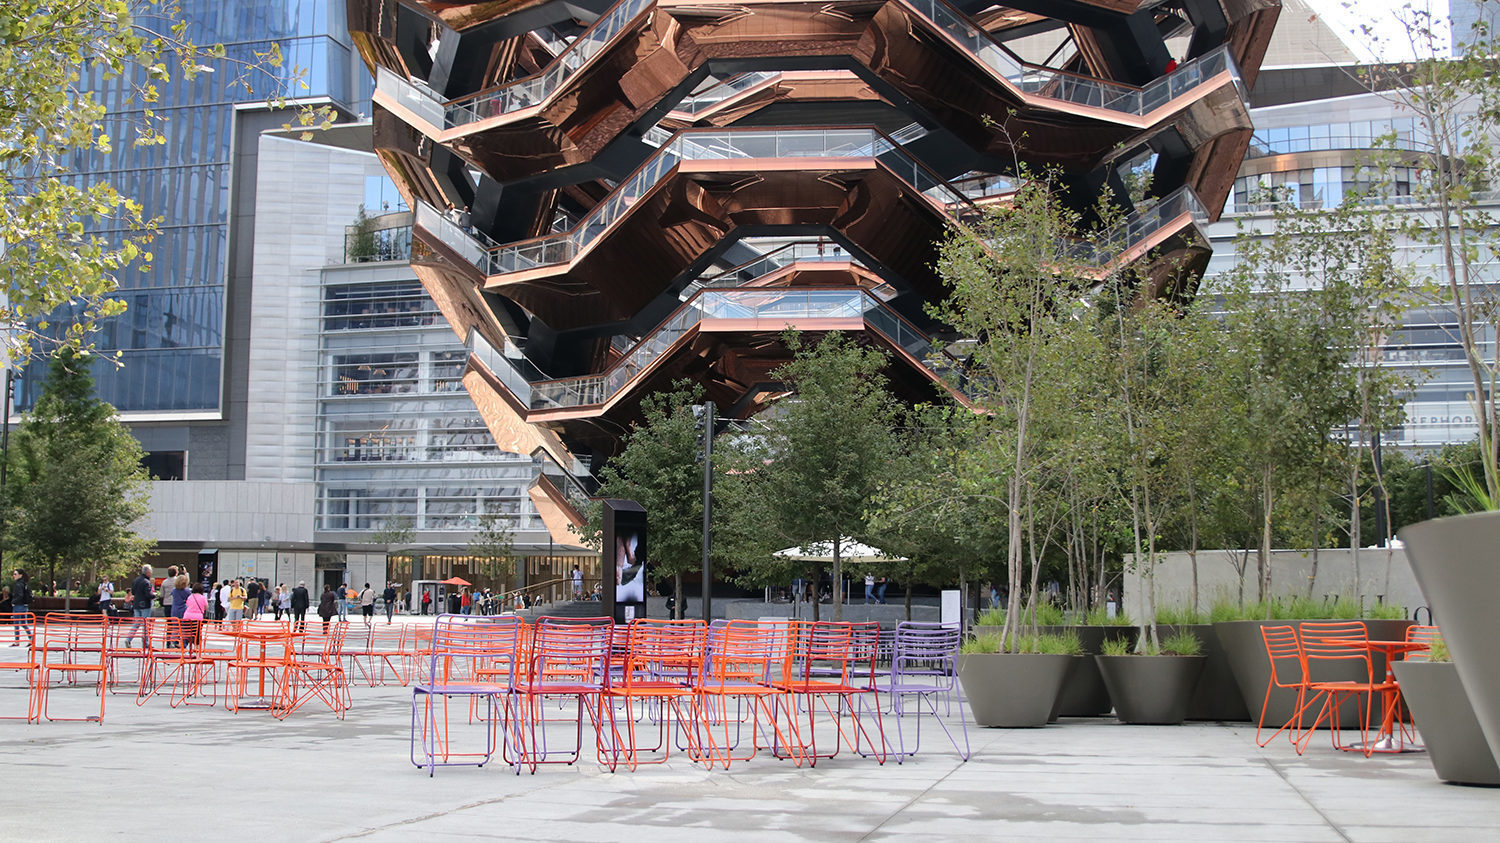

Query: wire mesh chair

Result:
[603,619,707,771]
[37,616,109,723]
[870,621,969,763]
[1298,621,1398,755]
[0,612,40,722]
[775,620,886,766]
[411,614,523,775]
[277,620,351,719]
[507,616,614,774]
[693,619,797,770]
[1255,624,1308,748]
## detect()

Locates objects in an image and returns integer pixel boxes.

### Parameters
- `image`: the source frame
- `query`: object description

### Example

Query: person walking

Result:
[159,566,178,617]
[218,581,233,620]
[290,581,310,632]
[270,585,283,621]
[875,576,889,605]
[864,573,876,604]
[337,584,351,621]
[382,582,397,624]
[9,569,33,646]
[571,565,583,599]
[359,583,376,627]
[245,579,261,619]
[171,574,190,625]
[317,585,337,633]
[278,585,292,621]
[459,588,472,615]
[125,564,155,648]
[98,578,115,616]
[421,590,432,615]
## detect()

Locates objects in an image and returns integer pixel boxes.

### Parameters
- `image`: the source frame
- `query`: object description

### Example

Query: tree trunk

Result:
[832,536,843,622]
[904,580,912,621]
[673,570,684,620]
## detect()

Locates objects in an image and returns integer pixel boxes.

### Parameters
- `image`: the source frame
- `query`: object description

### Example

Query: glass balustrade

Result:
[380,0,1243,134]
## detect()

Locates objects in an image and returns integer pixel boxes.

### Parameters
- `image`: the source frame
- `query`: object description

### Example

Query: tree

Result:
[578,382,707,619]
[749,333,903,621]
[4,348,151,591]
[0,2,326,359]
[466,507,516,592]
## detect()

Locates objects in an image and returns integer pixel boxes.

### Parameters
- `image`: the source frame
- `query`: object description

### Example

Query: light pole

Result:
[700,401,714,622]
[0,366,12,571]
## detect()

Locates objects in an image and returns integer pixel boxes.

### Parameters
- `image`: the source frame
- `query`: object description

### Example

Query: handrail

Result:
[374,0,1243,134]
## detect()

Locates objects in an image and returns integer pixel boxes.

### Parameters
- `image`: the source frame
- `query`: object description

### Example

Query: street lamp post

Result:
[0,366,12,571]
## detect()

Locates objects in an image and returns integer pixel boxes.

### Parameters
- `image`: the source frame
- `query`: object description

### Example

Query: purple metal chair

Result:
[867,621,970,763]
[410,614,522,776]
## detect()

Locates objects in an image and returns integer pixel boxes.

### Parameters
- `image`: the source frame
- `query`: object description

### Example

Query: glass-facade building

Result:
[19,0,369,414]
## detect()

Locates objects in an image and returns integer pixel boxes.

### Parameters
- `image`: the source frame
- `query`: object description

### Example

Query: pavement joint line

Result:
[328,778,559,840]
[858,755,969,840]
[1260,756,1353,843]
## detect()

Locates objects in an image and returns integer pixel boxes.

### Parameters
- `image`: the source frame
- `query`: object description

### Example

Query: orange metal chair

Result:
[136,619,219,708]
[0,612,40,722]
[507,616,613,774]
[775,620,887,766]
[693,619,799,770]
[224,621,296,714]
[1296,621,1396,755]
[411,614,524,775]
[1255,624,1309,748]
[1404,625,1442,661]
[277,620,351,719]
[37,616,109,723]
[603,619,707,771]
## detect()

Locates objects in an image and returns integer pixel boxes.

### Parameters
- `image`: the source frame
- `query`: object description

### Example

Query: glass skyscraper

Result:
[18,0,369,414]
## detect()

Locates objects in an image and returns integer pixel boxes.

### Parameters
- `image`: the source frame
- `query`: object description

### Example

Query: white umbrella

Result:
[773,537,907,564]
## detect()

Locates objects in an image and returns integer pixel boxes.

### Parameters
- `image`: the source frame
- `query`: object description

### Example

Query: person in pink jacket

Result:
[181,582,209,649]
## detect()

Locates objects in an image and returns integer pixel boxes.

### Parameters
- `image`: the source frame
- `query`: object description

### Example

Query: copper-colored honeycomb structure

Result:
[349,0,1279,524]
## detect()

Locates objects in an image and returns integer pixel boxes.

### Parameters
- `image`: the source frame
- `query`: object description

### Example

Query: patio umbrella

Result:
[773,538,906,564]
[440,576,472,586]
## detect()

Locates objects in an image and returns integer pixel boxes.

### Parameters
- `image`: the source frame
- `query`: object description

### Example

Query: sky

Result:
[1304,0,1454,60]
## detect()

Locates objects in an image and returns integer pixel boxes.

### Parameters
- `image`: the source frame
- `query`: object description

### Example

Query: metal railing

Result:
[376,0,1243,134]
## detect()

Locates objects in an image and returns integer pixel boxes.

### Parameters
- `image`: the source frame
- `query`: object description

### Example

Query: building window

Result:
[141,450,187,480]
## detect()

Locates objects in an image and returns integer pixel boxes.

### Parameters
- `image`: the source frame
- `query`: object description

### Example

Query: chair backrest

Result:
[1404,624,1442,662]
[427,614,524,683]
[1260,624,1304,688]
[787,620,855,682]
[1299,621,1374,681]
[41,616,109,665]
[893,622,961,678]
[524,616,612,690]
[704,619,789,685]
[615,619,706,689]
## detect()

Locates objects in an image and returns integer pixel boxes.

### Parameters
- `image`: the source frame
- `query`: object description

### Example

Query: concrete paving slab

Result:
[2,663,1499,842]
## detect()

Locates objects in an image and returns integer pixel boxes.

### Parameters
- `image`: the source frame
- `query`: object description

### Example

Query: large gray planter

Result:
[1215,618,1414,731]
[1159,624,1251,722]
[1391,660,1500,786]
[1040,625,1136,717]
[1095,654,1206,725]
[1400,511,1500,772]
[958,652,1075,728]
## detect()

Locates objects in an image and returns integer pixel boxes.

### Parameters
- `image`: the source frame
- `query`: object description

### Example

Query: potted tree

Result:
[1095,628,1206,725]
[959,629,1081,727]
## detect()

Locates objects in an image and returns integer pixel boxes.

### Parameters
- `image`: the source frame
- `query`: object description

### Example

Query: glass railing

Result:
[467,330,535,408]
[528,287,976,409]
[382,0,1242,135]
[374,65,447,129]
[531,447,595,513]
[1062,186,1209,266]
[672,72,783,116]
[475,127,971,276]
[699,239,863,286]
[445,0,654,127]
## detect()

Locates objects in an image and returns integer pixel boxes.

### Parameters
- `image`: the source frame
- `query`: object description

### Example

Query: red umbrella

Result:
[441,576,472,586]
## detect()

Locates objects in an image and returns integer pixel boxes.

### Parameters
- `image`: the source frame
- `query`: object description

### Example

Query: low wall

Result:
[1123,547,1423,620]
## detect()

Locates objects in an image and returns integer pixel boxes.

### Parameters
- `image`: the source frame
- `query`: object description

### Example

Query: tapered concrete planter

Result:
[1215,619,1413,730]
[1040,625,1136,717]
[1159,624,1251,722]
[1400,511,1500,773]
[958,653,1075,728]
[1096,655,1206,725]
[1391,660,1500,786]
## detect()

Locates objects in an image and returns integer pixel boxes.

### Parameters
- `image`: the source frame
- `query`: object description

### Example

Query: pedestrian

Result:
[159,566,178,617]
[181,582,209,649]
[98,578,114,616]
[277,584,292,620]
[338,584,351,621]
[571,565,582,599]
[218,581,233,620]
[290,581,310,632]
[246,579,261,619]
[459,588,472,615]
[876,576,888,605]
[230,579,248,621]
[125,564,154,648]
[359,583,376,626]
[9,569,32,646]
[864,573,875,604]
[382,582,397,624]
[270,585,283,620]
[421,590,432,615]
[317,585,337,633]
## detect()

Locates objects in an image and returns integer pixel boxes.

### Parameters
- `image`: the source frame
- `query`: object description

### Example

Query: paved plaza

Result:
[3,624,1498,843]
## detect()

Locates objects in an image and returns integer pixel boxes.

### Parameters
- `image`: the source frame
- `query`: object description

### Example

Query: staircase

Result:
[515,599,611,622]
